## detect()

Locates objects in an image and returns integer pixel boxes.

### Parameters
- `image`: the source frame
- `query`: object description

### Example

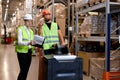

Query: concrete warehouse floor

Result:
[0,44,91,80]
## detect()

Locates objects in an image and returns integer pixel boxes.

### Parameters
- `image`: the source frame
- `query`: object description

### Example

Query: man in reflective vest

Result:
[38,10,65,55]
[15,14,35,80]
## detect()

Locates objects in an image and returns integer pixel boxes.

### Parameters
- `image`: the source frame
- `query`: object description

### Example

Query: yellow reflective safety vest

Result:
[42,22,59,50]
[15,26,34,53]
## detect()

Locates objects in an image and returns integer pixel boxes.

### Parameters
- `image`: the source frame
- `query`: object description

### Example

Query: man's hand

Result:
[28,40,36,45]
[38,21,43,27]
[38,18,44,28]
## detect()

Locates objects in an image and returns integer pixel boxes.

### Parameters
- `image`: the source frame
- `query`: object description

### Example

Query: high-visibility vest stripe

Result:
[45,36,59,38]
[44,40,59,44]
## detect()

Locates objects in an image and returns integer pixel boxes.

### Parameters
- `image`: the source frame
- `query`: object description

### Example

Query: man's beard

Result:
[45,19,50,22]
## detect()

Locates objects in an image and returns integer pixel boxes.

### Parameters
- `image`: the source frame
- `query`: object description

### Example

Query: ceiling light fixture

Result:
[13,13,15,16]
[16,8,19,11]
[4,9,8,21]
[6,4,8,8]
[6,8,8,11]
[7,0,9,3]
[4,13,7,21]
[19,3,21,6]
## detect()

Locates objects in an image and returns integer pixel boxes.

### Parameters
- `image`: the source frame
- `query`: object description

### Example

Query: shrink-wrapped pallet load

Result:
[79,15,106,35]
[79,14,117,35]
[77,0,89,7]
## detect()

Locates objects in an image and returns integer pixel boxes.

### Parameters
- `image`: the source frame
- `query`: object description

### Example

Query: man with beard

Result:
[38,10,65,55]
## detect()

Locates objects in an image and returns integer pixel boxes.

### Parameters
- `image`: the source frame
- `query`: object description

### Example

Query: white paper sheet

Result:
[34,35,45,45]
[53,55,77,60]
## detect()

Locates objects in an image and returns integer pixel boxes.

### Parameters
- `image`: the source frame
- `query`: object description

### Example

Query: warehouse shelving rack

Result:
[75,0,120,80]
[43,0,67,22]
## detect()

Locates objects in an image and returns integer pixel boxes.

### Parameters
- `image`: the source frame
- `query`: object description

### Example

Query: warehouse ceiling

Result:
[2,0,76,22]
[2,0,25,21]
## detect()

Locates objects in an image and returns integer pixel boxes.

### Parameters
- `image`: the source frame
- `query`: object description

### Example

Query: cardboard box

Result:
[56,18,66,37]
[90,58,120,79]
[110,50,120,58]
[78,51,104,75]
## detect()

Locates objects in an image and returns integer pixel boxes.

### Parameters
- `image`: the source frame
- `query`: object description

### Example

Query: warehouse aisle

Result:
[0,44,90,80]
[0,44,39,80]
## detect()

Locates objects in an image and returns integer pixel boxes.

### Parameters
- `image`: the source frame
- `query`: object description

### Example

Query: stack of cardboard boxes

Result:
[90,57,120,79]
[89,50,120,79]
[79,14,117,35]
[78,50,120,78]
[78,51,105,76]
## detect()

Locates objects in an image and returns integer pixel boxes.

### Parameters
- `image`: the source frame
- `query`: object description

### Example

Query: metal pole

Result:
[72,0,75,44]
[75,4,78,56]
[52,0,54,22]
[72,0,74,28]
[118,13,120,35]
[68,0,70,47]
[106,0,111,72]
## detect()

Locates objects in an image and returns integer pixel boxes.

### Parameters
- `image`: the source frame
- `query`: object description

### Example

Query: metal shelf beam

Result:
[44,0,67,8]
[78,2,120,14]
[78,36,119,42]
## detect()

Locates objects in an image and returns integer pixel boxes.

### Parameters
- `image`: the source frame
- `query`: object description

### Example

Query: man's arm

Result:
[38,27,42,35]
[58,29,65,45]
[18,28,30,46]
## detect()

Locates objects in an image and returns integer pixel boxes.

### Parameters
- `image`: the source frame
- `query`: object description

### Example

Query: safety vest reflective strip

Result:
[15,26,34,53]
[42,22,59,50]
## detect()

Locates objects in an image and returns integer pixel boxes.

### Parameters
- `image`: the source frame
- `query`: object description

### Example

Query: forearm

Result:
[38,28,42,36]
[58,30,64,45]
[18,41,30,46]
[18,29,30,46]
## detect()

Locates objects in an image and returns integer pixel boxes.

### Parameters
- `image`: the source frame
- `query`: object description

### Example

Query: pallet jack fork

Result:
[102,72,120,80]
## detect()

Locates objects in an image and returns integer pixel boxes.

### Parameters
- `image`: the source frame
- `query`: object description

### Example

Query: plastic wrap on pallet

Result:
[90,58,120,80]
[79,15,106,34]
[77,0,89,7]
[79,14,117,35]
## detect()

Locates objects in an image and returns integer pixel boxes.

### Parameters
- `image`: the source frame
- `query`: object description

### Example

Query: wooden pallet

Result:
[94,0,102,4]
[78,3,90,10]
[102,72,120,80]
[79,33,105,37]
[89,0,103,6]
[90,76,101,80]
[101,0,119,2]
[79,33,91,37]
[89,0,95,7]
